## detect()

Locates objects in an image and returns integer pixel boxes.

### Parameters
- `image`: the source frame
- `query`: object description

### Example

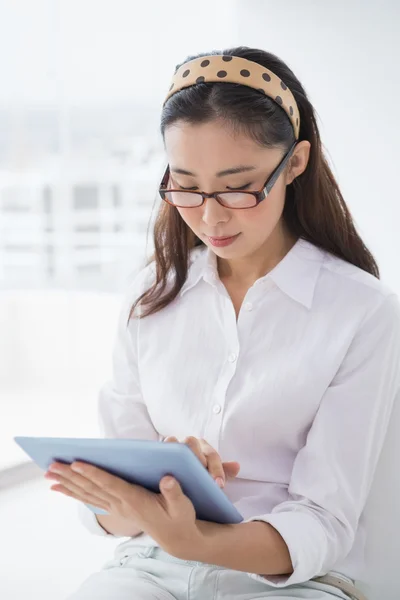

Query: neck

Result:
[217,223,297,287]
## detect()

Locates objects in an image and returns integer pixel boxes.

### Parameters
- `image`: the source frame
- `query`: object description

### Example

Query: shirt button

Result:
[213,404,221,414]
[244,302,253,311]
[228,353,237,363]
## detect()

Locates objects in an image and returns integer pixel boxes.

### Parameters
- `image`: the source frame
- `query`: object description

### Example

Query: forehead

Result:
[164,120,273,173]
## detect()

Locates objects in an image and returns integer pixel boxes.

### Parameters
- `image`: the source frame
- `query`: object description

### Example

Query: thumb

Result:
[160,477,185,515]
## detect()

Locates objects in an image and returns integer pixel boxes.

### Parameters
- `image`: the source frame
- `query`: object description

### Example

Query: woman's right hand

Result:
[163,436,240,489]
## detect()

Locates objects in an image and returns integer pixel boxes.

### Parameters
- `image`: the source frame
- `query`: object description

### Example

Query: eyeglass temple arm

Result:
[264,141,297,193]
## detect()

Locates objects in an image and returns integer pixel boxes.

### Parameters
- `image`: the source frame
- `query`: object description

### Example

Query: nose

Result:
[201,197,230,228]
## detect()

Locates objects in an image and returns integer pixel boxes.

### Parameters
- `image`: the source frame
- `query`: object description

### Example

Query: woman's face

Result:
[163,119,309,260]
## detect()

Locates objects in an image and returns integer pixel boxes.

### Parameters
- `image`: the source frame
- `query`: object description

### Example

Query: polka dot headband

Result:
[164,55,300,140]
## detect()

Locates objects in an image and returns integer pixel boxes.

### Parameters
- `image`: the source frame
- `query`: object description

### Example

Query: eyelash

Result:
[178,183,253,191]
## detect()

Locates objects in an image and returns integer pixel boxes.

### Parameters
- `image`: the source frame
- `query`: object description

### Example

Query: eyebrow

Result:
[170,165,257,177]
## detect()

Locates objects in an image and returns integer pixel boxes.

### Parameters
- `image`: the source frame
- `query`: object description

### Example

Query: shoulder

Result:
[121,261,157,319]
[122,246,206,317]
[126,261,157,294]
[317,247,400,325]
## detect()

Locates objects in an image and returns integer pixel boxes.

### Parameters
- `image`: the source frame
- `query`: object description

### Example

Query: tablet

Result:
[14,436,243,525]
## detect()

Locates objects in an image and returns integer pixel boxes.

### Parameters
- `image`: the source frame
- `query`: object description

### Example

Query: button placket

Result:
[204,397,224,450]
[236,286,257,336]
[202,293,240,450]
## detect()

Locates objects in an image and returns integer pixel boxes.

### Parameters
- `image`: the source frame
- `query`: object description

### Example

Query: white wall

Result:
[232,0,400,292]
[0,4,399,599]
[0,291,121,470]
[2,0,398,468]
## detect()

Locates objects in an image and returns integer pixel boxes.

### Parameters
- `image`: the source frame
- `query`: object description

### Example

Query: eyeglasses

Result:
[159,141,297,209]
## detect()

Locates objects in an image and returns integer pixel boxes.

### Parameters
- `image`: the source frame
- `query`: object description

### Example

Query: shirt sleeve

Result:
[77,267,162,537]
[244,292,400,587]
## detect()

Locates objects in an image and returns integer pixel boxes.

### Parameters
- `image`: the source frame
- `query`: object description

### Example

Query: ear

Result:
[286,140,311,185]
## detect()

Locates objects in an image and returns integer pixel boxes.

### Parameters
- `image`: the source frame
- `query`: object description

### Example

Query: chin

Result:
[204,239,245,257]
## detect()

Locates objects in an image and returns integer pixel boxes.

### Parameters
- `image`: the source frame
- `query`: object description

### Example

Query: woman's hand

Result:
[44,461,201,558]
[163,436,240,488]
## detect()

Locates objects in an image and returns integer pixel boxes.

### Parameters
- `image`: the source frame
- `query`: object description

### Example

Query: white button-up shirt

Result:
[78,238,400,588]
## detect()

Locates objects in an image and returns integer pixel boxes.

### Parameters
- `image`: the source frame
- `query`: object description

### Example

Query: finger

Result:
[222,461,241,478]
[45,469,110,505]
[46,467,110,505]
[163,436,179,443]
[48,462,126,505]
[52,484,109,511]
[159,477,186,519]
[69,462,154,518]
[183,436,207,468]
[70,462,133,498]
[200,442,226,485]
[46,476,110,511]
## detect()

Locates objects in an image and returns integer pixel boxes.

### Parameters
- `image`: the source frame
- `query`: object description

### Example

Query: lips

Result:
[206,235,238,240]
[206,233,241,247]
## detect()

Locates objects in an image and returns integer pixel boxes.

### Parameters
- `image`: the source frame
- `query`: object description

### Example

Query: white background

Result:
[0,1,399,598]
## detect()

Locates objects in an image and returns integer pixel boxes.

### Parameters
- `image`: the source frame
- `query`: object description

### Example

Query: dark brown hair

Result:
[129,46,379,320]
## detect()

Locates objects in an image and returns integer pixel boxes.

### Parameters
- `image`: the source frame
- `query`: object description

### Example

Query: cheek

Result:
[241,190,285,230]
[177,207,202,231]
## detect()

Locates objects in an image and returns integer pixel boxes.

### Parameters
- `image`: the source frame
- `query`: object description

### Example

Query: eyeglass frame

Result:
[159,140,298,209]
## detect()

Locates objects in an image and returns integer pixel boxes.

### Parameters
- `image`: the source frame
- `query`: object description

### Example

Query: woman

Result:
[46,47,400,600]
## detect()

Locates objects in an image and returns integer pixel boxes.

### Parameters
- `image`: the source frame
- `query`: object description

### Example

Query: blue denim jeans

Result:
[66,544,351,599]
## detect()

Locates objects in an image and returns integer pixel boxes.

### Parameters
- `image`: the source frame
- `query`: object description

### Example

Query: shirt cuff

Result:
[243,511,330,587]
[77,502,126,538]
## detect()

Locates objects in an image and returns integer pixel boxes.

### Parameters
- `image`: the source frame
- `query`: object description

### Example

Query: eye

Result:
[170,178,198,190]
[174,182,254,191]
[226,183,253,191]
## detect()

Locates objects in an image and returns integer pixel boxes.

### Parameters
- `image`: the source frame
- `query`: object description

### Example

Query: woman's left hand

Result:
[44,461,201,558]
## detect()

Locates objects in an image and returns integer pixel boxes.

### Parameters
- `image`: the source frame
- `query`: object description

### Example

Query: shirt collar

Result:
[179,238,325,309]
[178,245,211,297]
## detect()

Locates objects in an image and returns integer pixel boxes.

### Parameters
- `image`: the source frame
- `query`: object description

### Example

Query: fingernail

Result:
[49,466,62,474]
[71,464,83,473]
[215,477,225,488]
[162,477,175,489]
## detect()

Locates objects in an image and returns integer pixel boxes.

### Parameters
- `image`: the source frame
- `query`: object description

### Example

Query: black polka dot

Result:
[169,83,174,91]
[217,70,227,78]
[196,76,205,84]
[296,117,299,125]
[275,96,283,105]
[281,81,287,90]
[257,88,266,94]
[240,69,250,77]
[222,55,233,61]
[182,70,190,78]
[201,60,210,67]
[289,106,293,116]
[262,73,271,82]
